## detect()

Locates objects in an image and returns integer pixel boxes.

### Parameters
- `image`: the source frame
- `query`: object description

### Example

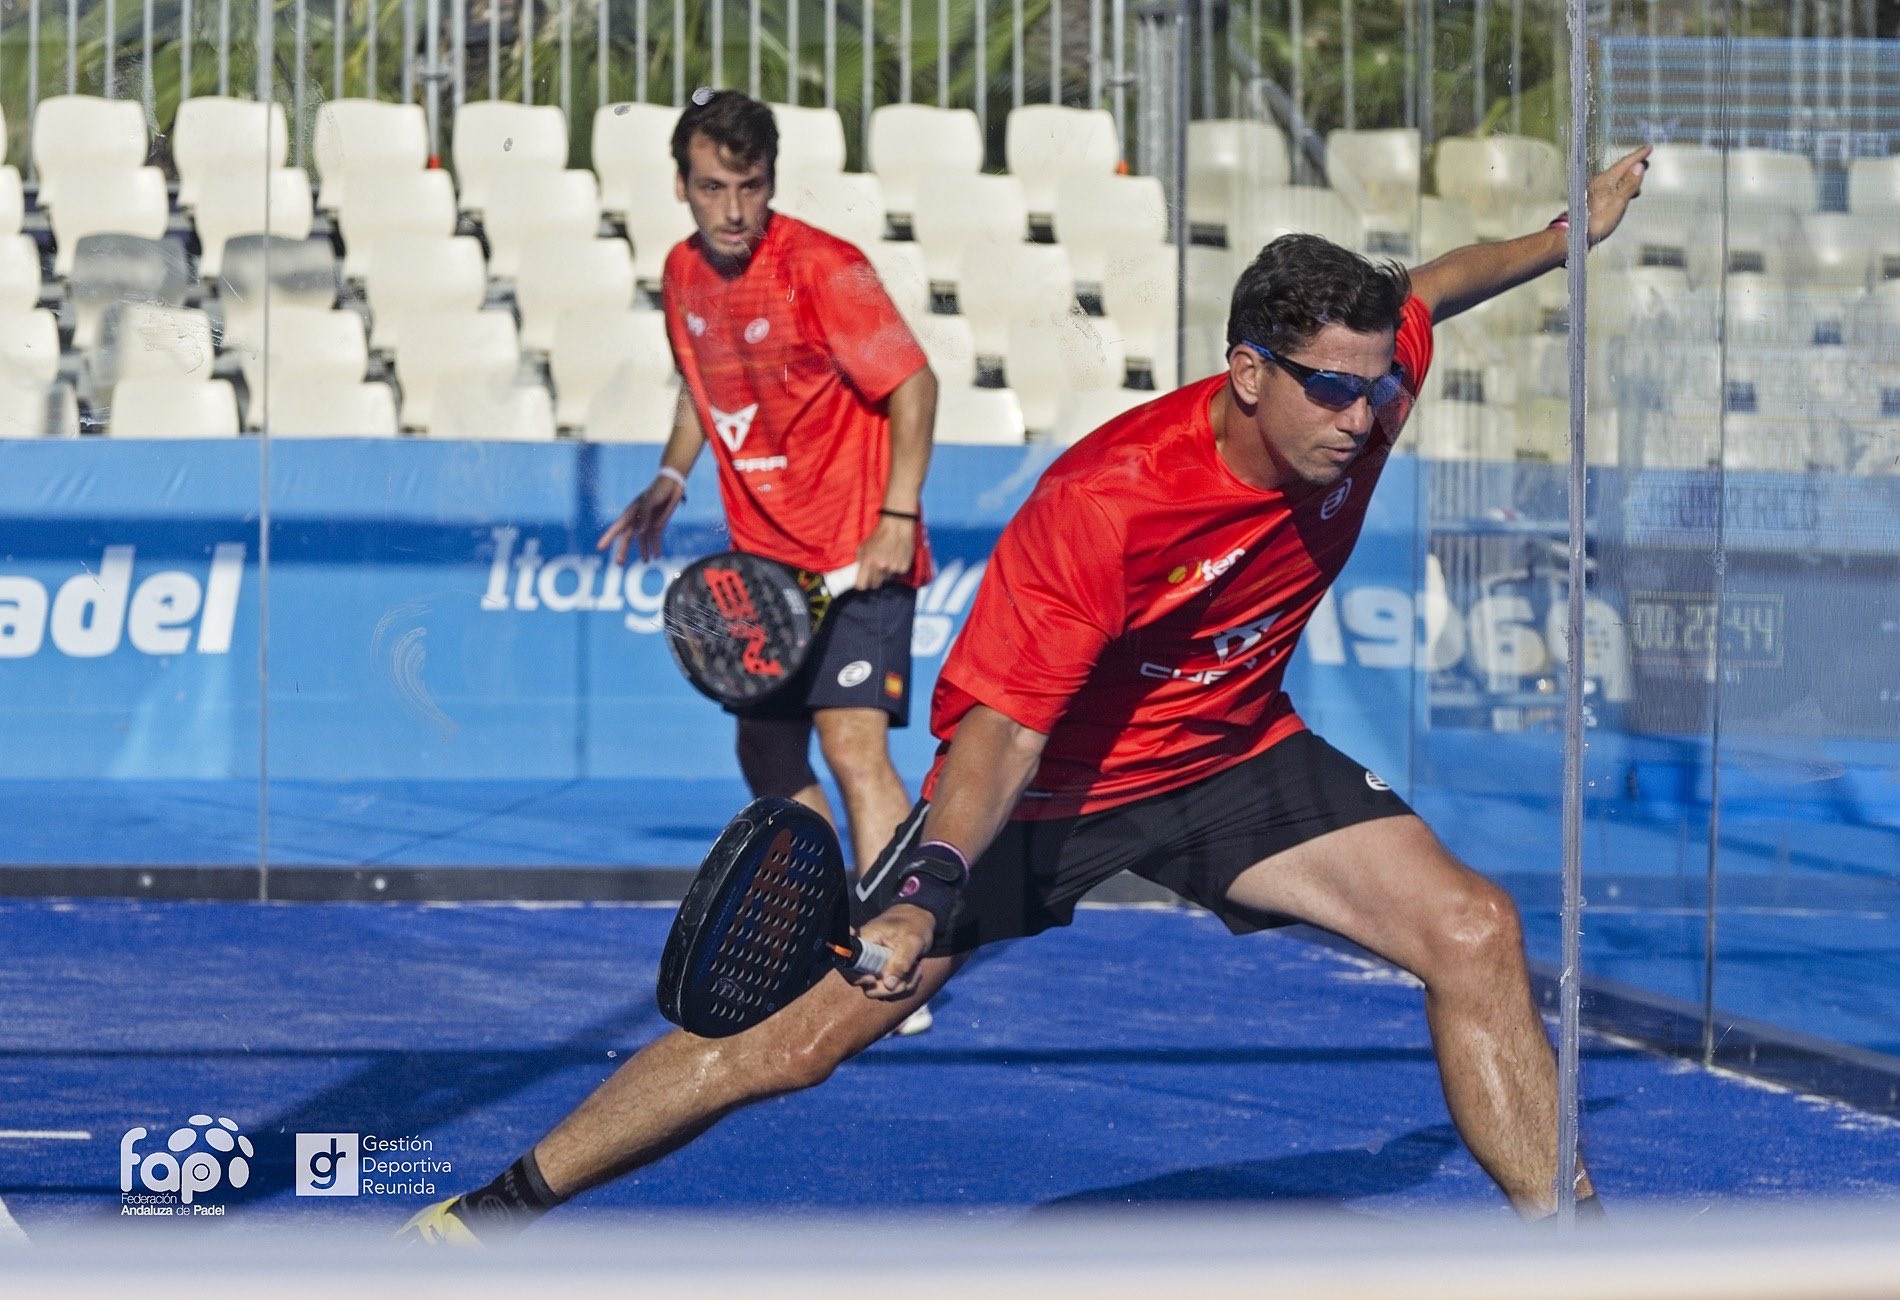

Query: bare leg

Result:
[812,706,912,875]
[735,715,836,826]
[535,958,958,1198]
[1223,814,1590,1216]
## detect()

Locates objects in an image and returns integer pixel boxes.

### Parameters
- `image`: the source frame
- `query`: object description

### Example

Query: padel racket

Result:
[657,796,892,1038]
[661,552,860,707]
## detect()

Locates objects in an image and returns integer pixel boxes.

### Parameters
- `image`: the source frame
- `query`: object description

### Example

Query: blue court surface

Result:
[2,899,1897,1238]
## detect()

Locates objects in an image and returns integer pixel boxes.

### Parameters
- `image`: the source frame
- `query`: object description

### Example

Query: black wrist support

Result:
[892,841,969,934]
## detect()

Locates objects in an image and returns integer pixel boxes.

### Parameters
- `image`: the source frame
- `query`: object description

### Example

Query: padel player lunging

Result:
[599,91,940,1031]
[406,146,1652,1239]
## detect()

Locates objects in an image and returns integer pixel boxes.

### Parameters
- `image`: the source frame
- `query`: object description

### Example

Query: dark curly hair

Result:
[670,88,779,179]
[1225,233,1410,356]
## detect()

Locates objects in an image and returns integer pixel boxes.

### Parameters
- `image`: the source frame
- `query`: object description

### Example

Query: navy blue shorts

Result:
[726,582,915,726]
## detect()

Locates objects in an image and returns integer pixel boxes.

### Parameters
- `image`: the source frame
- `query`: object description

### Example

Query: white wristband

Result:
[656,466,688,494]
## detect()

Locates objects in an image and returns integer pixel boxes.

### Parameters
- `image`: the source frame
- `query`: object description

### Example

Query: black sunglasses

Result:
[1240,340,1407,413]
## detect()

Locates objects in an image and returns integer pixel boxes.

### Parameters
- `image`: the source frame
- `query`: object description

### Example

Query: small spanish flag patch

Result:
[884,672,904,698]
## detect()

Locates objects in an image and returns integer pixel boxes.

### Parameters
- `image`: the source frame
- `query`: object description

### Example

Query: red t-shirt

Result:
[927,295,1435,819]
[663,213,933,584]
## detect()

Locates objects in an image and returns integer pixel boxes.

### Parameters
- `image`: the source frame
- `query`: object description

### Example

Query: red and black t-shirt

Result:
[663,212,933,584]
[927,295,1435,819]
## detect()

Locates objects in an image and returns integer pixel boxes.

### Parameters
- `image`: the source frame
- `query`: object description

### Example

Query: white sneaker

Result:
[893,1003,934,1036]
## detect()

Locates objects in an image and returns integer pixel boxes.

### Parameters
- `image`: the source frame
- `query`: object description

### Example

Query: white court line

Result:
[0,1130,92,1141]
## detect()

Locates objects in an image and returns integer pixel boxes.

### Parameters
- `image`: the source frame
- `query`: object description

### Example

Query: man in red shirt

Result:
[598,91,938,939]
[406,146,1651,1240]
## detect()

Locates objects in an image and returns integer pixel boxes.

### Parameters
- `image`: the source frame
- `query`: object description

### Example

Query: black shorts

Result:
[855,730,1414,956]
[726,582,915,726]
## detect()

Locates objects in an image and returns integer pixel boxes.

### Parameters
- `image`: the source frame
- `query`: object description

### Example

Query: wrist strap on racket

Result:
[893,841,970,933]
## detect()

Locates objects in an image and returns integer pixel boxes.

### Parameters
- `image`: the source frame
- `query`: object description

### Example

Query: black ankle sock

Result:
[451,1151,562,1237]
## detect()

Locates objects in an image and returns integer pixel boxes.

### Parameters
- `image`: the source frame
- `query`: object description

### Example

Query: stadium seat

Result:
[549,307,671,430]
[1725,149,1816,213]
[0,166,22,236]
[1415,195,1479,262]
[956,243,1075,360]
[616,164,695,287]
[770,103,849,176]
[0,309,62,388]
[1004,105,1120,224]
[1052,173,1167,290]
[171,97,291,207]
[1637,144,1725,206]
[595,103,683,216]
[1589,263,1698,337]
[774,171,886,250]
[935,384,1027,445]
[516,237,637,356]
[911,173,1029,286]
[336,169,459,279]
[49,167,170,276]
[1434,134,1563,228]
[312,99,430,214]
[1099,243,1179,390]
[582,370,682,443]
[1800,212,1881,289]
[865,240,931,319]
[1325,128,1421,225]
[192,166,315,278]
[358,234,487,351]
[1053,386,1150,446]
[1182,243,1238,379]
[481,168,602,279]
[0,236,43,311]
[217,236,342,347]
[1187,120,1292,241]
[30,95,149,212]
[388,307,521,432]
[1233,186,1362,254]
[1846,156,1900,215]
[94,305,218,420]
[68,234,191,351]
[451,101,569,217]
[227,306,370,403]
[431,379,558,440]
[906,313,978,389]
[1412,399,1514,462]
[104,375,240,437]
[1005,312,1128,433]
[0,378,78,437]
[263,377,401,437]
[867,105,984,232]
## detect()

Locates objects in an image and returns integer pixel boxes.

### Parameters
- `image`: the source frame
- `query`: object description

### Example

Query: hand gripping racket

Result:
[657,796,893,1038]
[661,552,860,707]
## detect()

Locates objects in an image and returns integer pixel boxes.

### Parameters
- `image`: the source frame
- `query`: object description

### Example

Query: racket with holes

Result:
[657,796,892,1038]
[661,552,860,707]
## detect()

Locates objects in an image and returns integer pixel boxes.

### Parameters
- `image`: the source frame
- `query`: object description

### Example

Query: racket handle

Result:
[822,564,860,597]
[848,937,893,976]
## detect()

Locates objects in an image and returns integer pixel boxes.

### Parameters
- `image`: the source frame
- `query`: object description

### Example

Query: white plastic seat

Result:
[312,99,430,214]
[171,97,291,208]
[389,308,521,432]
[105,376,240,437]
[67,234,191,351]
[770,103,848,176]
[1100,243,1180,390]
[1052,174,1166,289]
[0,167,23,236]
[359,234,488,351]
[263,378,401,437]
[229,306,370,400]
[0,309,62,387]
[517,237,637,356]
[1847,156,1900,215]
[618,164,695,286]
[0,238,43,311]
[955,243,1075,359]
[30,96,149,212]
[1433,134,1563,231]
[0,378,78,437]
[1800,212,1882,290]
[582,371,682,443]
[549,307,672,429]
[865,241,932,319]
[935,384,1027,445]
[336,169,459,279]
[595,103,683,216]
[1187,120,1292,239]
[431,380,557,441]
[1234,186,1363,254]
[867,105,984,228]
[481,168,602,278]
[97,305,218,404]
[911,173,1029,285]
[1725,149,1815,212]
[774,172,886,250]
[1325,128,1421,223]
[1638,145,1726,206]
[49,167,170,276]
[192,166,315,278]
[1005,313,1128,432]
[452,101,569,217]
[1004,105,1120,221]
[1053,386,1151,446]
[906,313,977,389]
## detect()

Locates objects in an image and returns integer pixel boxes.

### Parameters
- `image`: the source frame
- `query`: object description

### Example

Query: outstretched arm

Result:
[597,388,706,565]
[1411,145,1652,323]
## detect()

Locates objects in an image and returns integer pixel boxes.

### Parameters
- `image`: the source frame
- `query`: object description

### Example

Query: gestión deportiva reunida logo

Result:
[120,1114,253,1216]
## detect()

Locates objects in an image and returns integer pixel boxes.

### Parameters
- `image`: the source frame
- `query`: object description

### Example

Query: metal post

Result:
[1112,0,1126,155]
[711,0,723,88]
[1050,0,1061,104]
[1510,0,1522,134]
[560,0,571,124]
[335,0,345,100]
[143,0,155,118]
[1089,0,1101,108]
[825,0,836,110]
[104,0,115,96]
[403,0,415,100]
[295,0,307,163]
[1419,0,1435,144]
[1401,0,1414,128]
[604,0,614,107]
[1473,0,1488,131]
[789,0,800,102]
[256,0,271,102]
[368,0,379,100]
[900,0,910,103]
[489,0,499,99]
[672,0,683,104]
[977,0,987,136]
[1343,0,1355,129]
[636,0,649,103]
[1291,0,1303,144]
[940,0,949,106]
[27,0,40,161]
[522,0,534,101]
[862,0,874,158]
[427,0,442,159]
[1197,0,1212,120]
[454,0,466,108]
[1013,0,1023,108]
[749,0,760,96]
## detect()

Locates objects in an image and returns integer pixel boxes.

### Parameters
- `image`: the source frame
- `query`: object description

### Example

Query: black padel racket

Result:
[661,552,859,707]
[657,796,892,1038]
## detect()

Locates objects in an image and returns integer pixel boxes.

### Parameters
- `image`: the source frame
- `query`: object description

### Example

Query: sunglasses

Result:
[1240,340,1408,413]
